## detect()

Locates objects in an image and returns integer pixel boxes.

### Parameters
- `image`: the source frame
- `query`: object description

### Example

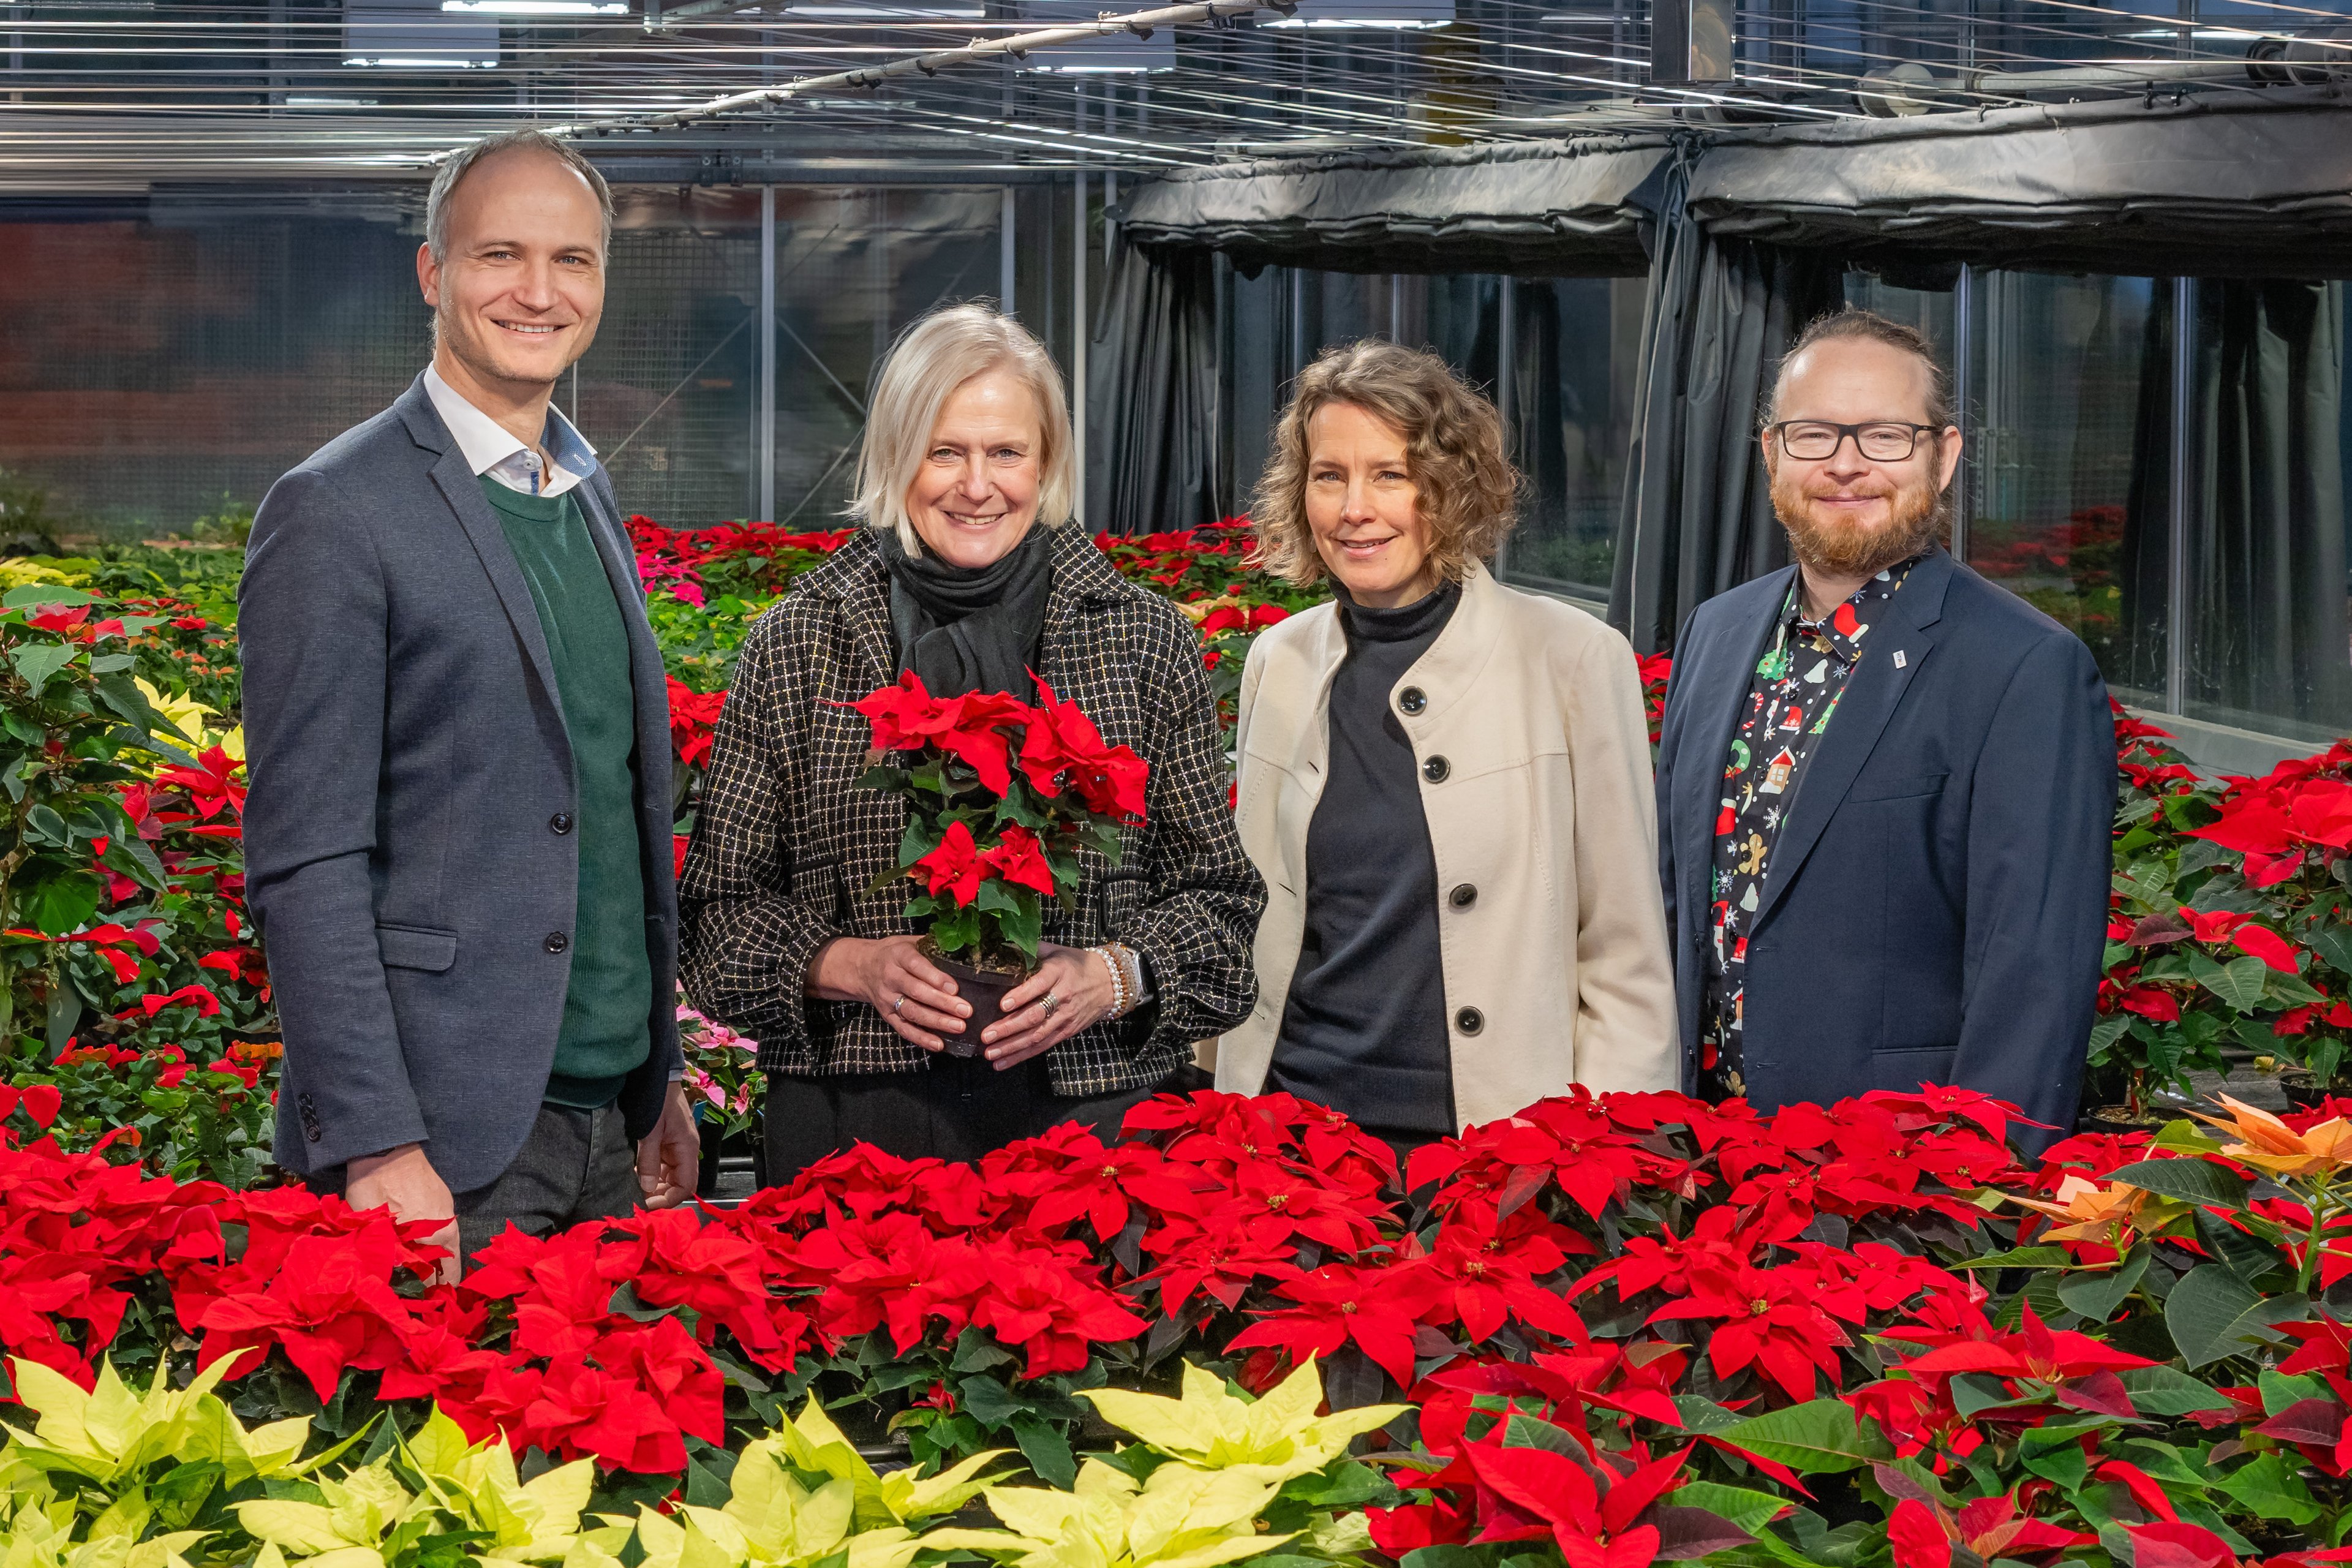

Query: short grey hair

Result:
[426,129,613,265]
[850,304,1076,553]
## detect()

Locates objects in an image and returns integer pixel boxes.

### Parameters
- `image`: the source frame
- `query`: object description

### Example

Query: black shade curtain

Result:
[2188,281,2352,725]
[1686,92,2352,278]
[1114,139,1670,277]
[1087,243,1223,536]
[1608,164,1845,654]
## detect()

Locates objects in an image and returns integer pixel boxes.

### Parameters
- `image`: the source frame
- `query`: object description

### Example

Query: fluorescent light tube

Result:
[442,1,628,12]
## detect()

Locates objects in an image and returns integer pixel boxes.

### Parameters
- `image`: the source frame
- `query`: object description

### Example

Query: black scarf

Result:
[880,527,1054,699]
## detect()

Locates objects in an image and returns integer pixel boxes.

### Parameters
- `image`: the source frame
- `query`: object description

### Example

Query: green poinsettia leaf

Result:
[2106,1158,2248,1210]
[10,641,77,696]
[1713,1401,1891,1475]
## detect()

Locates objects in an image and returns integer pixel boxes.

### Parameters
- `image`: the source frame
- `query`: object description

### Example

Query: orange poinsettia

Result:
[2194,1095,2352,1179]
[2007,1174,2176,1250]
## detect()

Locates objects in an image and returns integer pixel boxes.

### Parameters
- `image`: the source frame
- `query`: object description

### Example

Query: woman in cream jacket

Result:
[1216,340,1678,1148]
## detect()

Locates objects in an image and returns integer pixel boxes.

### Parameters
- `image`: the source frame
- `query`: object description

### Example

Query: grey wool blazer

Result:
[239,374,682,1193]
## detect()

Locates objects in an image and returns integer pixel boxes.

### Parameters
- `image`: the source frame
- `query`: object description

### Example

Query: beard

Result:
[1771,464,1951,579]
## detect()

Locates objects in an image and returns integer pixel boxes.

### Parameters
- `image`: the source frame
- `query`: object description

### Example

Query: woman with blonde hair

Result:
[1218,339,1676,1153]
[680,303,1263,1180]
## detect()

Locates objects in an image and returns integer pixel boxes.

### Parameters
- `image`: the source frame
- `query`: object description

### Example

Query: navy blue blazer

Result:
[240,375,682,1192]
[1653,547,2116,1147]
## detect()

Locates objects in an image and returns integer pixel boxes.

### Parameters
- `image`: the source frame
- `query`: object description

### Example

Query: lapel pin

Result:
[1893,650,1908,669]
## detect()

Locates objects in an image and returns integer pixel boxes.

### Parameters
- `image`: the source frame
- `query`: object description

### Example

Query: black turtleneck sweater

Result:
[1268,581,1460,1139]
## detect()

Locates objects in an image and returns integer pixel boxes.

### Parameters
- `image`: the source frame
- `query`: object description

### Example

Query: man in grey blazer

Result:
[240,129,698,1274]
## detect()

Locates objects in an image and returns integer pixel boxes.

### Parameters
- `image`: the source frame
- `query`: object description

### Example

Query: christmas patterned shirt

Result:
[1703,555,1923,1098]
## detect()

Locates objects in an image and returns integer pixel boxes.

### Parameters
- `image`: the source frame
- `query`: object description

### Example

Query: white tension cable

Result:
[449,0,1295,152]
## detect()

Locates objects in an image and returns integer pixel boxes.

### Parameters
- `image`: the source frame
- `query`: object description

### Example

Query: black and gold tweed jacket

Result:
[677,524,1266,1096]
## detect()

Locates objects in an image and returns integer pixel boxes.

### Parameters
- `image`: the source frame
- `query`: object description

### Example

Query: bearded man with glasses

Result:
[1653,307,2116,1152]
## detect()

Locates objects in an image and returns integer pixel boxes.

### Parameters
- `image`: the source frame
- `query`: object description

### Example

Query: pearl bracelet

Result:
[1095,946,1129,1017]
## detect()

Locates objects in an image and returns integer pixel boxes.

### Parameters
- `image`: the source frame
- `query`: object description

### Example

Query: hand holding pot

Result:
[807,933,970,1051]
[982,940,1120,1069]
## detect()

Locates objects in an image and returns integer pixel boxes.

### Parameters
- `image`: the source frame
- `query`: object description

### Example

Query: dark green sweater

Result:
[479,478,654,1108]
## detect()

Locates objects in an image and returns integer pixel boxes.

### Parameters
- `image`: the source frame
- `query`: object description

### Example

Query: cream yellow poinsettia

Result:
[556,1527,633,1568]
[236,1407,597,1568]
[127,680,241,774]
[924,1457,1296,1568]
[0,562,77,592]
[2,1352,314,1494]
[1078,1357,1404,1484]
[0,1476,204,1568]
[764,1397,1015,1529]
[236,1461,426,1568]
[132,680,213,752]
[400,1408,598,1564]
[630,1470,924,1568]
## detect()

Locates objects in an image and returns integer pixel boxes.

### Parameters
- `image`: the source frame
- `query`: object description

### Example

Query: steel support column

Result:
[759,183,777,524]
[2165,274,2196,714]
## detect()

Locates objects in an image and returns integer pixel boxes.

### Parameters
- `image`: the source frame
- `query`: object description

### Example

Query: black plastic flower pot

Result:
[918,941,1031,1060]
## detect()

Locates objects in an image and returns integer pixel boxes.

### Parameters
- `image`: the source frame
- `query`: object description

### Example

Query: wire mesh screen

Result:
[1966,270,2165,696]
[0,183,1005,536]
[1506,275,1646,597]
[0,205,422,538]
[766,186,1005,529]
[1217,265,1640,598]
[590,186,763,527]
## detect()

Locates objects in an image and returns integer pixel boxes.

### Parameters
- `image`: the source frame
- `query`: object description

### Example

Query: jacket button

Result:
[1423,755,1450,783]
[1455,1006,1484,1035]
[545,932,570,954]
[1398,687,1427,715]
[1449,883,1477,909]
[550,812,574,834]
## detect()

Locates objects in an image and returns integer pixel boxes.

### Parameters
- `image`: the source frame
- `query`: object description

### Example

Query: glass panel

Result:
[590,187,761,529]
[1843,270,1954,360]
[1213,266,1662,590]
[0,186,1005,539]
[1499,275,1645,597]
[0,200,418,538]
[1964,269,2171,702]
[2180,278,2352,745]
[766,186,1005,529]
[1217,267,1504,520]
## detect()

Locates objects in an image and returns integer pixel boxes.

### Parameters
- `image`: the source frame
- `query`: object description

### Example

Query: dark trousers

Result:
[761,1059,1199,1186]
[454,1100,641,1260]
[308,1100,641,1268]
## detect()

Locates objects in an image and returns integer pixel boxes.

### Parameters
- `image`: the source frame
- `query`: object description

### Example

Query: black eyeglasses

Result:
[1768,421,1943,462]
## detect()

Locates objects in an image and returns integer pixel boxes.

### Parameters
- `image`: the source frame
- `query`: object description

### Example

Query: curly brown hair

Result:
[1250,339,1520,588]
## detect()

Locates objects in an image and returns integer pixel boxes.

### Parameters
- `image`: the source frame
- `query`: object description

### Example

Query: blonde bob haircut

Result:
[1251,339,1520,588]
[849,303,1076,555]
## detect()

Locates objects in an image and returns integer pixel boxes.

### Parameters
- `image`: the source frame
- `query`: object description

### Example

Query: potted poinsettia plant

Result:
[845,672,1148,1056]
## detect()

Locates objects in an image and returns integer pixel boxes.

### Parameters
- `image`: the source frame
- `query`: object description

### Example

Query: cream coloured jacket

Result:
[1213,562,1679,1128]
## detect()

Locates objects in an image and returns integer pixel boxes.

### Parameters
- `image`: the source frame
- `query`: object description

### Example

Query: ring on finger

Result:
[892,993,907,1015]
[1041,991,1061,1019]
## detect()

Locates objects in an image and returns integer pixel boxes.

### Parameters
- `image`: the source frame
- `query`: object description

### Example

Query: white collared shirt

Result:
[423,363,599,499]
